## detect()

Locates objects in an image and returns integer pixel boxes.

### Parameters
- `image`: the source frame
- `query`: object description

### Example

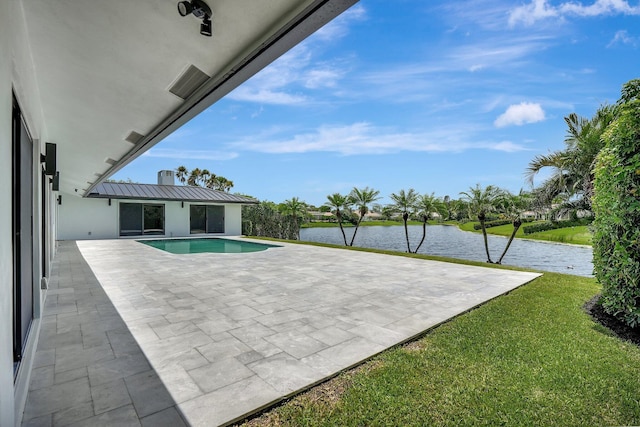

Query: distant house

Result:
[57,170,258,240]
[308,211,335,221]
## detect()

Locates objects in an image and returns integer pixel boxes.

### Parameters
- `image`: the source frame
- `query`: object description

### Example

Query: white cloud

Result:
[494,102,546,127]
[312,4,367,41]
[303,68,344,89]
[484,141,530,152]
[143,149,238,161]
[508,0,559,27]
[227,88,307,105]
[560,0,640,16]
[608,29,638,47]
[226,38,349,105]
[224,5,364,105]
[509,0,640,27]
[228,122,529,155]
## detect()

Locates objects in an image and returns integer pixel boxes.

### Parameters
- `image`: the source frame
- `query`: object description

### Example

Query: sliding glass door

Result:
[190,205,224,234]
[12,93,34,374]
[119,203,165,236]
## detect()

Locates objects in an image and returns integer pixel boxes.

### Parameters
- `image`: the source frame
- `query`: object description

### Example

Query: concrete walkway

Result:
[22,239,540,426]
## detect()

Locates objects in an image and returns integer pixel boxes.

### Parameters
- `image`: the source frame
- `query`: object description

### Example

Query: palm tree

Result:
[205,175,233,192]
[280,197,308,240]
[175,166,188,185]
[389,189,419,253]
[200,169,212,186]
[217,176,234,192]
[348,187,380,246]
[496,190,531,264]
[324,193,351,246]
[526,105,617,215]
[187,168,202,186]
[414,192,438,253]
[380,205,396,221]
[460,184,503,263]
[446,198,465,221]
[443,195,451,221]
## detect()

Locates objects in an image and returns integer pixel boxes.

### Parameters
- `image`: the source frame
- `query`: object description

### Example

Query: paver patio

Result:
[22,239,541,426]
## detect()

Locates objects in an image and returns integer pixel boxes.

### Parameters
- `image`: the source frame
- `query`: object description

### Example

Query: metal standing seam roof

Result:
[87,182,258,204]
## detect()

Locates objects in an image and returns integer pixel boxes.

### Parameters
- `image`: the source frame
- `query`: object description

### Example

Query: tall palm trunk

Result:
[293,217,300,240]
[402,212,412,252]
[349,215,364,246]
[336,210,348,246]
[414,215,428,253]
[478,212,493,263]
[497,218,522,264]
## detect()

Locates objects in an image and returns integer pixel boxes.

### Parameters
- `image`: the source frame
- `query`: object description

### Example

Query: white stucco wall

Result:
[57,195,245,240]
[0,2,15,424]
[57,192,119,240]
[224,203,243,235]
[1,1,51,424]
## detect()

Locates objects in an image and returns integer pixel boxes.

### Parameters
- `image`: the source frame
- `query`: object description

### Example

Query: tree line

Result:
[175,166,234,192]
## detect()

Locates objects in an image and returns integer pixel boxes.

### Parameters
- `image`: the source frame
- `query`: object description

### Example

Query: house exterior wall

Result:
[57,193,118,240]
[57,193,245,240]
[1,1,52,424]
[0,2,15,424]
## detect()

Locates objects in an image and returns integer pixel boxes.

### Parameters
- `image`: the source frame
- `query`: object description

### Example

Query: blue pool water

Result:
[138,238,279,254]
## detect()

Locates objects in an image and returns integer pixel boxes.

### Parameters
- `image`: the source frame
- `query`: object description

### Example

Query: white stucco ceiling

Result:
[20,0,356,195]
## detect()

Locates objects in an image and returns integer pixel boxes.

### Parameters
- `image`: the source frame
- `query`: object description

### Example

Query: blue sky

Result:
[112,0,640,206]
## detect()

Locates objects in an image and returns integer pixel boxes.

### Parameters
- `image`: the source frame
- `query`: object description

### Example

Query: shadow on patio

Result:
[21,242,186,426]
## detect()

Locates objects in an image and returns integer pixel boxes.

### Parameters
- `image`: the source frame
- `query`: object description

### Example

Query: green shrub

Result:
[522,218,592,235]
[242,202,299,240]
[472,219,511,230]
[593,97,640,328]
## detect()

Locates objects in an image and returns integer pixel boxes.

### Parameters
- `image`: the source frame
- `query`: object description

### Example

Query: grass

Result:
[239,252,640,426]
[458,221,593,246]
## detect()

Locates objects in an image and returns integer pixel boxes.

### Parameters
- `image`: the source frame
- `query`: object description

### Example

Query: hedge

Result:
[592,96,640,328]
[472,219,511,230]
[522,218,592,235]
[471,218,535,231]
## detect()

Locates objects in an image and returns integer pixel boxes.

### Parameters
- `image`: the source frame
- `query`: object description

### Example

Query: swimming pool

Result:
[138,238,280,254]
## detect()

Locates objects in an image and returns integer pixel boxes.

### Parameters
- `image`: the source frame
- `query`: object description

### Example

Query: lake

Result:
[300,224,594,277]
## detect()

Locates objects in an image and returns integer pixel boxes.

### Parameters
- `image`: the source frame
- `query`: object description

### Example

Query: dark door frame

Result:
[12,92,34,376]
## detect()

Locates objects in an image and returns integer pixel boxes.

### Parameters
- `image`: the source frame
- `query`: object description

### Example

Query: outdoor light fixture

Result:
[200,15,212,37]
[177,0,213,37]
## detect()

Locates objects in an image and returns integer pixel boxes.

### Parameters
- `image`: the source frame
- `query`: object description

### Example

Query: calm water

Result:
[300,225,593,277]
[139,238,279,254]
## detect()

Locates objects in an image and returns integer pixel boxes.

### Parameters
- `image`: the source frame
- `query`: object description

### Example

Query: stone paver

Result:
[22,239,540,426]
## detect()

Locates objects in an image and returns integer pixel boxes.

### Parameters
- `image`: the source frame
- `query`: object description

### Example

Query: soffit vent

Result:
[105,157,118,166]
[168,64,210,100]
[125,131,145,145]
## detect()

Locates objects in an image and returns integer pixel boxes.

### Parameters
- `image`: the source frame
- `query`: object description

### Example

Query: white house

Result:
[0,1,356,424]
[57,171,257,240]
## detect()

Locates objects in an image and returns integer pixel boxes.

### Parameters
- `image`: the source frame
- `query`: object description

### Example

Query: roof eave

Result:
[84,0,357,197]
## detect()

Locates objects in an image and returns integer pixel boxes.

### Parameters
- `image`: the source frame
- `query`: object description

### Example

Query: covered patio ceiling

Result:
[21,0,357,196]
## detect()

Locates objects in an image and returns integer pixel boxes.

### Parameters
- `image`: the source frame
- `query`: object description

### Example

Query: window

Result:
[190,205,224,234]
[119,203,165,236]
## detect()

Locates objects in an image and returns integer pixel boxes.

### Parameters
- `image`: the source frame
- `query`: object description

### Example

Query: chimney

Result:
[157,170,175,185]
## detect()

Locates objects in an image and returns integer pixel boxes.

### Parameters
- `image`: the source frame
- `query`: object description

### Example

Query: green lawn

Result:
[240,254,640,426]
[459,221,593,246]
